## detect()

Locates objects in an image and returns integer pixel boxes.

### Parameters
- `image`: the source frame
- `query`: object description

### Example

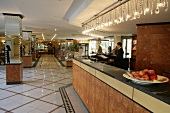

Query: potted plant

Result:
[68,43,79,58]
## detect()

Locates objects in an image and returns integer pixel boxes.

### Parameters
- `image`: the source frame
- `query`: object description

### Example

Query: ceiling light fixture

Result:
[82,0,169,37]
[55,29,57,31]
[42,33,45,40]
[51,34,57,41]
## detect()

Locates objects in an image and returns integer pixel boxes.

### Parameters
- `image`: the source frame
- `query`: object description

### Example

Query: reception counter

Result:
[73,59,170,113]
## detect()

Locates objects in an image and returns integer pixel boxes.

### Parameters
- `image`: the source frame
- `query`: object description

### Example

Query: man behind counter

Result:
[114,42,124,68]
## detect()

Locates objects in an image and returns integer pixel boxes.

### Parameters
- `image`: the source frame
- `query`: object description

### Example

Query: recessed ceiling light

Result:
[51,34,57,41]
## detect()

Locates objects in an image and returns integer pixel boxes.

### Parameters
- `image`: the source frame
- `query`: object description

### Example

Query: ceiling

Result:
[0,0,170,40]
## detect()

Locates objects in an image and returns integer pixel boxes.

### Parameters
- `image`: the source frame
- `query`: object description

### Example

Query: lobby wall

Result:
[136,23,170,75]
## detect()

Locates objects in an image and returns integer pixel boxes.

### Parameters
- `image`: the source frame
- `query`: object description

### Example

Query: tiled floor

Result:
[0,55,88,113]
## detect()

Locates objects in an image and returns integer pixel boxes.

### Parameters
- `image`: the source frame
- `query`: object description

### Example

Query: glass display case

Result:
[0,38,5,65]
[22,39,29,55]
[22,31,32,55]
[5,35,22,63]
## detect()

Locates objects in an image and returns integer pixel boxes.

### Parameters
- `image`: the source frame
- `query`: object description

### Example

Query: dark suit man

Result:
[114,42,124,68]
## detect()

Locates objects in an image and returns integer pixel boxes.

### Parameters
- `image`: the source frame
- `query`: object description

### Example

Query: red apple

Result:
[143,69,149,74]
[148,70,156,76]
[142,74,149,80]
[139,71,145,77]
[133,73,140,78]
[132,72,136,75]
[150,75,157,80]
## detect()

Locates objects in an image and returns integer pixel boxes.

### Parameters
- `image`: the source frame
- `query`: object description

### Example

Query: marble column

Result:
[22,31,32,68]
[35,38,39,58]
[31,35,36,61]
[3,13,24,85]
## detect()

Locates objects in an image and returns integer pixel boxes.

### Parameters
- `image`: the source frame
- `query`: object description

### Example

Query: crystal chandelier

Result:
[82,0,169,37]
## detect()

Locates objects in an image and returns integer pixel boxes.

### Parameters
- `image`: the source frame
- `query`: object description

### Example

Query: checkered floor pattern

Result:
[0,55,72,113]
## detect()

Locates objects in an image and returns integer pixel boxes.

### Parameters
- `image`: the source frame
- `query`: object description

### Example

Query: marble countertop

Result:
[74,58,170,105]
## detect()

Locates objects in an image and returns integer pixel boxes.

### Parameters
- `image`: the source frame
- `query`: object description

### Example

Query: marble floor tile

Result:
[0,90,16,99]
[36,103,58,112]
[26,80,52,87]
[0,110,5,113]
[40,92,63,105]
[0,100,23,111]
[7,84,36,93]
[6,94,34,104]
[22,88,54,99]
[28,109,45,113]
[0,78,5,84]
[52,107,66,113]
[12,105,35,113]
[42,83,65,91]
[0,99,14,106]
[0,83,16,89]
[43,77,61,82]
[26,100,47,109]
[0,55,88,113]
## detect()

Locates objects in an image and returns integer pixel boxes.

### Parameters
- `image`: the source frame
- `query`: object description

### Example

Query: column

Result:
[31,35,36,61]
[3,13,24,85]
[22,31,32,68]
[35,38,39,58]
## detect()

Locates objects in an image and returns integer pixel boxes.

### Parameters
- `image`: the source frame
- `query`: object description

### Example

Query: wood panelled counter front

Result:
[73,59,170,113]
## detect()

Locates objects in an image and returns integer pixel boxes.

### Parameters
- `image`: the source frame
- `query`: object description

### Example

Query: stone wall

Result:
[136,23,170,74]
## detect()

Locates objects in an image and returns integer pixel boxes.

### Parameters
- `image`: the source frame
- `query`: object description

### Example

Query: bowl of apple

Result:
[123,69,169,85]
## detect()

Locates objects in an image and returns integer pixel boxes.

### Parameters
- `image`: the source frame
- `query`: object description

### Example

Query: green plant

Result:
[69,43,79,52]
